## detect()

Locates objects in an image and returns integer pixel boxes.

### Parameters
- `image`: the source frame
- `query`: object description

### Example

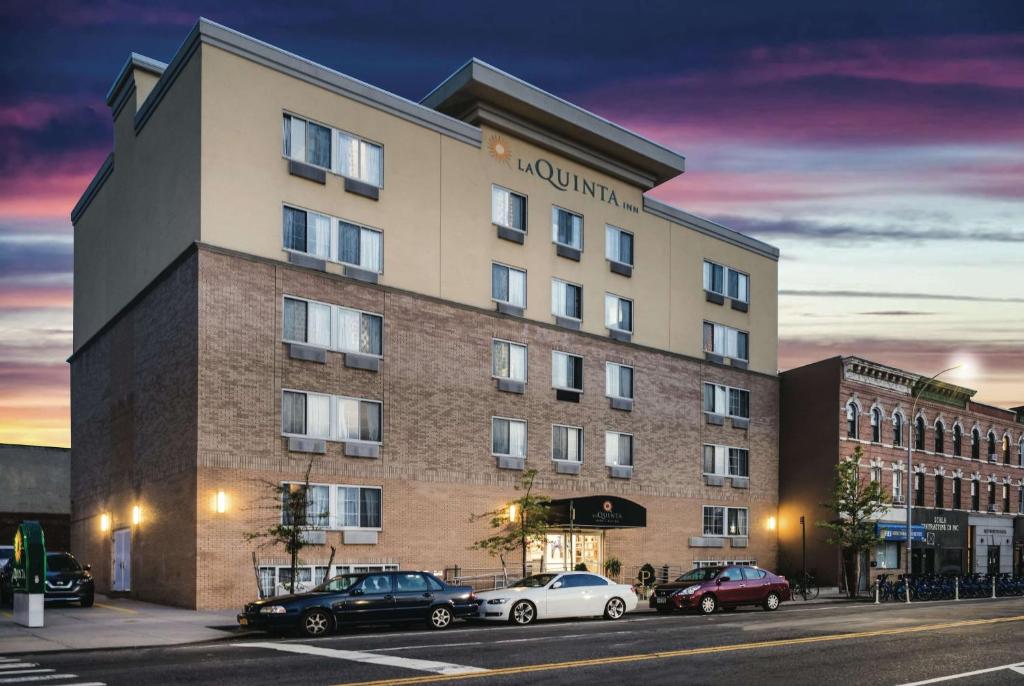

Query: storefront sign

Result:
[876,522,925,542]
[548,496,646,528]
[12,521,46,594]
[913,508,968,548]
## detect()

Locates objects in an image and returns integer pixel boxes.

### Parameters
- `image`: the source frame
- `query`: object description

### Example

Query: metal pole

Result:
[992,576,996,599]
[955,576,959,601]
[800,516,806,583]
[875,581,880,604]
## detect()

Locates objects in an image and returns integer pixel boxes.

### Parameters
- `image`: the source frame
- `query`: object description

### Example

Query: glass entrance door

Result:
[538,531,603,572]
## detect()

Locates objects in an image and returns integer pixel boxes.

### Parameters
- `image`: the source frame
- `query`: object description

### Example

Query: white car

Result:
[475,571,637,625]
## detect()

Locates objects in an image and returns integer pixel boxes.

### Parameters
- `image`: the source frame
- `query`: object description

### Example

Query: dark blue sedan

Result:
[238,570,478,637]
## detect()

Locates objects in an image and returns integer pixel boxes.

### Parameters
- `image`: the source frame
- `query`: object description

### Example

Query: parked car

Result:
[237,571,478,637]
[0,551,95,607]
[474,571,637,625]
[649,565,789,614]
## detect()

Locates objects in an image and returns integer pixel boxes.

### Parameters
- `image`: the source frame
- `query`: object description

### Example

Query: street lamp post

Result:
[905,365,960,602]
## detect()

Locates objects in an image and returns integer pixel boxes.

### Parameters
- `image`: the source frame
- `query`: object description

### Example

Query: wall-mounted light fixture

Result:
[100,513,110,532]
[216,490,227,514]
[132,505,142,526]
[767,516,777,531]
[508,503,518,522]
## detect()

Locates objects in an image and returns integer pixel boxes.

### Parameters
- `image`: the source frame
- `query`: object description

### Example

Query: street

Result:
[4,598,1024,685]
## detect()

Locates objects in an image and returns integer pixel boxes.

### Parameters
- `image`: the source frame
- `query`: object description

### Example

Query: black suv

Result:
[0,551,94,607]
[238,570,477,637]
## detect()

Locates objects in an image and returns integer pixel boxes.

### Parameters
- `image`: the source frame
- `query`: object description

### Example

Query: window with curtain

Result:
[492,185,527,231]
[281,390,329,438]
[282,391,306,435]
[728,388,750,418]
[552,207,583,249]
[492,418,527,458]
[605,294,633,332]
[605,225,634,266]
[893,470,904,501]
[970,480,979,510]
[552,425,583,462]
[282,391,381,443]
[334,397,381,443]
[492,339,527,382]
[893,413,904,447]
[332,306,383,356]
[703,383,749,417]
[552,351,584,391]
[728,448,749,477]
[844,402,858,438]
[727,508,748,536]
[727,270,749,302]
[605,432,633,467]
[703,261,751,303]
[551,279,582,320]
[702,445,748,477]
[605,362,633,399]
[338,221,383,273]
[284,297,382,356]
[703,261,725,294]
[283,298,308,343]
[871,408,881,442]
[491,263,526,307]
[282,115,333,169]
[283,114,306,161]
[703,322,748,360]
[702,506,724,536]
[283,206,307,252]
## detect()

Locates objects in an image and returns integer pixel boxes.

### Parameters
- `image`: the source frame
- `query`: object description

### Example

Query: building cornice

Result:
[70,153,114,225]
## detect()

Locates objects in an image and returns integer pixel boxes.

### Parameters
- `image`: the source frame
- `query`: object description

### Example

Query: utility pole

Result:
[800,516,806,581]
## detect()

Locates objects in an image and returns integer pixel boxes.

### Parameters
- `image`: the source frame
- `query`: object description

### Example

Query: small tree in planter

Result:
[470,469,552,580]
[816,446,889,598]
[604,557,622,581]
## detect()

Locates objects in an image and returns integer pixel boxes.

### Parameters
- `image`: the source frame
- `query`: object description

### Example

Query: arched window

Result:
[971,429,980,460]
[846,401,859,439]
[934,421,945,454]
[915,416,926,450]
[892,412,904,447]
[1002,435,1011,464]
[988,431,997,461]
[870,408,882,443]
[952,425,963,457]
[1019,438,1024,467]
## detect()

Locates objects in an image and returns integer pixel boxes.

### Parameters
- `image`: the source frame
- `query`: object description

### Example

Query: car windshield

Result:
[0,547,11,566]
[674,568,721,582]
[47,554,81,573]
[510,573,559,588]
[313,574,362,593]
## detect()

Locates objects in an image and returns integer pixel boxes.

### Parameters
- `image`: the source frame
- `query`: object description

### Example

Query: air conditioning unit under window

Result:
[892,495,906,505]
[987,504,997,513]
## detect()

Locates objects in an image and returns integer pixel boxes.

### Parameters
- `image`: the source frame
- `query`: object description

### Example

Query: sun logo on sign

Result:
[603,500,613,513]
[487,134,512,165]
[14,529,23,565]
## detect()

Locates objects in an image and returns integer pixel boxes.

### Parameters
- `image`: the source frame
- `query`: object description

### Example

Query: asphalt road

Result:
[5,598,1024,686]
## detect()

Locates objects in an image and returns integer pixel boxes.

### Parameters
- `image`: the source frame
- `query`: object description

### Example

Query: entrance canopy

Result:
[548,496,646,529]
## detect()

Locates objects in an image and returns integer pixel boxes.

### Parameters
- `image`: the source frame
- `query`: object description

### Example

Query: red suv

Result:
[649,565,790,614]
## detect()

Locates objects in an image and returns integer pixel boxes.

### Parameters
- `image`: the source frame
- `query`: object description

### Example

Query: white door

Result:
[111,528,131,592]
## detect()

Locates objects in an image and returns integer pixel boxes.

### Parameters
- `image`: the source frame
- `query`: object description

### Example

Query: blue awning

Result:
[877,522,926,542]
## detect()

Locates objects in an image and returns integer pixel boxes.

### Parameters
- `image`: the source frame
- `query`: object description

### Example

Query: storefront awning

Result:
[548,496,646,529]
[877,522,926,542]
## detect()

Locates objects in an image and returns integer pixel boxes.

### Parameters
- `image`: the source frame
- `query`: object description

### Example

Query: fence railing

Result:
[871,574,1024,603]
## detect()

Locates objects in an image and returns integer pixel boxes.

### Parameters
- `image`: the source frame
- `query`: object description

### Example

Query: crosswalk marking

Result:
[894,662,1024,685]
[235,641,488,676]
[0,675,80,684]
[0,667,37,671]
[0,672,53,677]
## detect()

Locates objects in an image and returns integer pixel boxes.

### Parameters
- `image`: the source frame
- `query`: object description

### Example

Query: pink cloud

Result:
[0,146,109,220]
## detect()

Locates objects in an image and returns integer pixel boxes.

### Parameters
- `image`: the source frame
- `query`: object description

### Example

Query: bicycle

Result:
[790,572,820,601]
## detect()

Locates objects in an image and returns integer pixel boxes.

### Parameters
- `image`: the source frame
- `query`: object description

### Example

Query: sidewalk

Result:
[0,594,241,654]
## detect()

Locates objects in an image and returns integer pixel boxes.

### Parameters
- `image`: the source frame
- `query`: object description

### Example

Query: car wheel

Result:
[699,594,717,615]
[429,605,453,630]
[509,600,536,626]
[81,593,94,608]
[604,597,626,620]
[300,609,334,637]
[763,592,781,612]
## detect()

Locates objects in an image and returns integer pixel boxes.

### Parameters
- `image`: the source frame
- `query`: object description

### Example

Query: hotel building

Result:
[779,356,1024,588]
[70,19,780,609]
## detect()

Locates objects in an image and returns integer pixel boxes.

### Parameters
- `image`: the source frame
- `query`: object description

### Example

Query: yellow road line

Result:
[94,602,138,614]
[333,614,1024,686]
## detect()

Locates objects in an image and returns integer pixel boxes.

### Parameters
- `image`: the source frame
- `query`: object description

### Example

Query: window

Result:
[971,480,980,511]
[871,408,881,443]
[1020,438,1024,467]
[552,425,583,463]
[605,362,634,400]
[552,351,583,392]
[893,470,904,502]
[703,322,748,361]
[1002,435,1011,464]
[605,432,633,467]
[492,185,527,232]
[561,574,608,588]
[492,339,527,383]
[935,475,944,508]
[1019,485,1023,514]
[703,383,750,419]
[281,483,330,528]
[492,418,527,458]
[988,481,996,508]
[934,422,945,454]
[280,482,382,530]
[491,263,526,308]
[952,477,961,509]
[283,296,382,356]
[605,225,634,266]
[953,425,963,457]
[283,206,383,273]
[914,473,925,506]
[988,432,997,460]
[702,506,748,537]
[281,390,381,443]
[972,428,981,459]
[283,114,382,186]
[876,542,901,570]
[915,416,926,450]
[893,412,903,447]
[702,261,749,303]
[605,294,634,333]
[870,466,882,483]
[551,279,583,320]
[1002,484,1010,512]
[552,207,583,250]
[394,573,431,593]
[703,445,749,478]
[846,401,859,438]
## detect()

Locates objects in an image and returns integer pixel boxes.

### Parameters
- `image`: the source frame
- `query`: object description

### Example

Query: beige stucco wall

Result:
[72,55,202,350]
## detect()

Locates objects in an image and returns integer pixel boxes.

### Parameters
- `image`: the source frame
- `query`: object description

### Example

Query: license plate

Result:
[238,617,248,626]
[656,597,666,604]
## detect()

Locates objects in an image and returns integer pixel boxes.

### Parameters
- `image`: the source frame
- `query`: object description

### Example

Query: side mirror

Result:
[717,576,729,584]
[350,588,363,596]
[551,581,563,589]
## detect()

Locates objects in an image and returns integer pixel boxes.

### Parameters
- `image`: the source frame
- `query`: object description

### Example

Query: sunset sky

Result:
[1,1,1021,447]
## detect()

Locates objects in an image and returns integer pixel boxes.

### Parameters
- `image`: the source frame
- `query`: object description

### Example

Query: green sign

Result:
[12,521,46,594]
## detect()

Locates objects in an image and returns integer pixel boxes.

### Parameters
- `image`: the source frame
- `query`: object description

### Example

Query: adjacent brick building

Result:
[0,444,71,552]
[779,356,1024,589]
[70,19,781,609]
